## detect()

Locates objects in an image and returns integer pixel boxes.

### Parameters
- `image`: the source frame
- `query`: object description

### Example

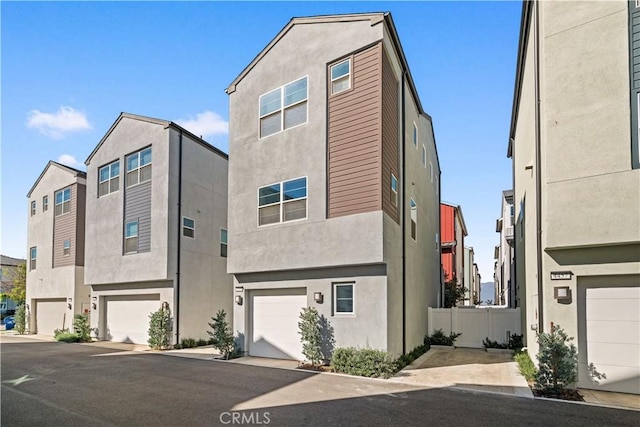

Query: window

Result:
[259,77,308,138]
[429,162,433,182]
[391,174,398,208]
[220,228,228,258]
[258,177,307,226]
[99,160,120,196]
[183,217,195,238]
[124,220,138,254]
[63,239,71,256]
[30,247,37,270]
[436,232,440,252]
[334,283,354,315]
[126,147,152,187]
[422,145,427,168]
[330,58,351,94]
[30,201,36,216]
[413,123,418,147]
[55,188,71,216]
[410,198,417,241]
[43,196,48,212]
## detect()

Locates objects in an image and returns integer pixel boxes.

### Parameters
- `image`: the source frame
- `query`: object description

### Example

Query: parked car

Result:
[3,316,15,330]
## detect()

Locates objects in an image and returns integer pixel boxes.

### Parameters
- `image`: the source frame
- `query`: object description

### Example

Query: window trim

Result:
[30,200,36,216]
[413,122,418,148]
[390,174,398,208]
[125,146,152,188]
[333,282,355,316]
[220,228,228,258]
[124,219,139,254]
[410,198,417,241]
[422,144,427,168]
[436,232,440,252]
[54,187,71,217]
[330,57,352,95]
[257,176,308,227]
[99,159,120,197]
[29,246,37,270]
[63,239,71,257]
[258,75,309,139]
[182,216,195,238]
[43,195,48,212]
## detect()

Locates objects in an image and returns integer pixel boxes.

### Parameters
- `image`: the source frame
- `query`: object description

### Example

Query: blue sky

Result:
[1,1,521,282]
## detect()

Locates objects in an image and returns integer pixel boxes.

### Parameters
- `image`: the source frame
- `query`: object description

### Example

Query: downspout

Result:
[401,72,407,355]
[175,130,183,344]
[534,0,544,333]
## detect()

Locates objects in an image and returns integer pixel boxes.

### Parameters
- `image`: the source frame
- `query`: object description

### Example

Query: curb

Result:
[532,395,640,412]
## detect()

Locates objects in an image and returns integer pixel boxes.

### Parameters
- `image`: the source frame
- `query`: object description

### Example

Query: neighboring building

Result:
[1,255,25,314]
[84,113,232,345]
[508,0,640,394]
[463,247,479,305]
[440,202,467,297]
[25,161,88,335]
[472,262,481,303]
[494,190,515,307]
[225,13,441,359]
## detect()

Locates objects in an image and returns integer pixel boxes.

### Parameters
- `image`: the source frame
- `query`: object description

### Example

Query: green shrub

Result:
[535,325,577,392]
[196,338,208,347]
[73,313,91,342]
[180,338,197,348]
[54,328,69,338]
[15,304,26,334]
[208,309,235,359]
[331,347,398,379]
[515,350,537,382]
[56,331,82,343]
[298,307,322,366]
[396,344,429,370]
[425,329,461,346]
[173,343,183,350]
[483,334,523,350]
[148,306,171,350]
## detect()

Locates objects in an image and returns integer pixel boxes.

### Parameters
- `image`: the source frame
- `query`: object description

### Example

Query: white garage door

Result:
[105,295,161,345]
[36,299,67,336]
[579,286,640,394]
[250,290,307,360]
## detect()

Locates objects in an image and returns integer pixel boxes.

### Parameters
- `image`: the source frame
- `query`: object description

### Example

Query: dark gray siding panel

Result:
[630,1,640,169]
[124,180,152,253]
[53,184,77,268]
[75,184,86,266]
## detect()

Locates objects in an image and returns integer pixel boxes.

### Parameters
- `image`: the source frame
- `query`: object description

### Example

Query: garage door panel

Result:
[588,343,640,368]
[36,299,67,336]
[105,295,160,345]
[578,363,640,394]
[585,299,639,322]
[583,287,640,300]
[251,293,306,360]
[586,321,640,345]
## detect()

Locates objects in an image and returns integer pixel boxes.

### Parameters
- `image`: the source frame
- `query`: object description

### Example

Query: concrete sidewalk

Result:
[389,347,534,398]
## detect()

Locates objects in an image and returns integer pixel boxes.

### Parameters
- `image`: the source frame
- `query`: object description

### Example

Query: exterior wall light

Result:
[92,303,97,310]
[554,286,571,302]
[314,292,323,304]
[235,295,243,305]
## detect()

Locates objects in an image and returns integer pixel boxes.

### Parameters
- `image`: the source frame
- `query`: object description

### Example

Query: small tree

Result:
[208,309,235,359]
[15,304,26,334]
[148,305,171,350]
[444,278,467,308]
[298,307,322,366]
[535,325,578,393]
[7,263,26,304]
[73,313,91,342]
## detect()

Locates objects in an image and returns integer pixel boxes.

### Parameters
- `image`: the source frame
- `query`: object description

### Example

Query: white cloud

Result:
[57,154,84,169]
[27,106,92,139]
[176,111,228,139]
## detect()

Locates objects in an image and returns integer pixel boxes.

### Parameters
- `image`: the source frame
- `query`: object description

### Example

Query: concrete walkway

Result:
[389,347,533,398]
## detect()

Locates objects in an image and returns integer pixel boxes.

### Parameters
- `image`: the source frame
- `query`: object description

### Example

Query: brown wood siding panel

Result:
[381,50,400,224]
[75,184,86,266]
[328,43,382,219]
[53,184,77,268]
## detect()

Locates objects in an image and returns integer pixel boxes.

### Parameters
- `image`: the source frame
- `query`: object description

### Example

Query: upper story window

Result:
[55,188,71,216]
[330,58,351,94]
[124,220,138,254]
[63,239,71,256]
[99,160,120,196]
[220,228,228,257]
[413,123,418,147]
[126,147,152,187]
[436,232,440,252]
[258,177,307,226]
[30,247,37,270]
[182,217,195,238]
[43,196,49,212]
[30,201,36,216]
[334,283,354,315]
[391,174,398,208]
[410,198,417,241]
[422,145,427,168]
[259,77,308,138]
